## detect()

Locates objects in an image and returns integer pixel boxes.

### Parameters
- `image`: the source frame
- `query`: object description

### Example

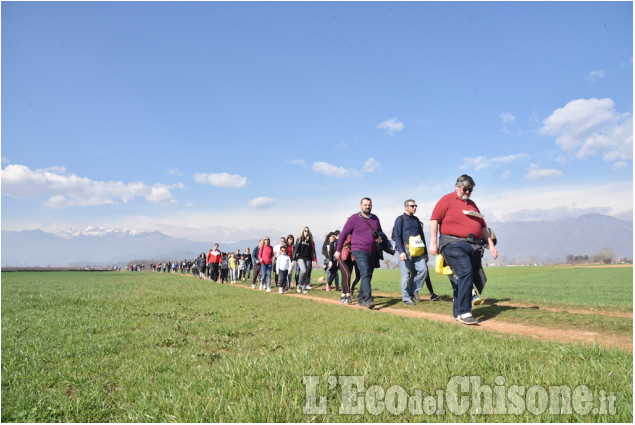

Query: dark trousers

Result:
[326,264,339,288]
[252,263,262,285]
[338,258,359,294]
[442,242,483,317]
[210,263,220,281]
[278,269,289,290]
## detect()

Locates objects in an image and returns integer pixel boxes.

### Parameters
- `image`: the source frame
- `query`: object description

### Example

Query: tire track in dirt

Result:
[282,292,632,351]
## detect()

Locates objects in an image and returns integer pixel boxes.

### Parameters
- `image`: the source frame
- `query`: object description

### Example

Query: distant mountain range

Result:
[1,214,632,267]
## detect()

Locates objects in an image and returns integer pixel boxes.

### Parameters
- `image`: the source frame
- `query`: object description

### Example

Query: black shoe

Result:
[430,294,440,301]
[358,299,375,309]
[403,300,416,306]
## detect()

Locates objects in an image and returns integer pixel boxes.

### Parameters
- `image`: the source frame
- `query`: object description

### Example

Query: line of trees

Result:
[567,247,615,265]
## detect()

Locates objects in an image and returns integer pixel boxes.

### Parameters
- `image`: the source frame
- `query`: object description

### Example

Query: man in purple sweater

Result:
[334,197,384,309]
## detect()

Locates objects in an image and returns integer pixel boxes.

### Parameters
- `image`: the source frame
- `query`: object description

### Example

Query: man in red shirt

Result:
[429,175,498,325]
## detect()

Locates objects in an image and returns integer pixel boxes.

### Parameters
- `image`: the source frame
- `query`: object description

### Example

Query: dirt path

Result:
[368,290,633,319]
[183,274,632,351]
[281,292,632,351]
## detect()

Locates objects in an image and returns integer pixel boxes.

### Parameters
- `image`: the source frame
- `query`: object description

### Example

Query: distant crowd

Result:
[124,228,359,294]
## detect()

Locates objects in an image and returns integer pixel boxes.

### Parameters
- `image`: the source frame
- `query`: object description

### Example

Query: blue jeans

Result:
[352,250,375,304]
[399,251,429,302]
[260,264,272,290]
[442,242,482,317]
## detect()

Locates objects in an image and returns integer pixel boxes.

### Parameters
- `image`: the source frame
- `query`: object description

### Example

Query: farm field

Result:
[1,267,632,422]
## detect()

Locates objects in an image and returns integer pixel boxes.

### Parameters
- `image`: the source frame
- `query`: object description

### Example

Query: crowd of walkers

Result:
[130,224,418,306]
[126,176,497,324]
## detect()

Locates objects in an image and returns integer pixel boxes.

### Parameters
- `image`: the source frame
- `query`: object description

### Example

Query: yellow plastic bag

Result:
[435,254,453,275]
[408,235,426,257]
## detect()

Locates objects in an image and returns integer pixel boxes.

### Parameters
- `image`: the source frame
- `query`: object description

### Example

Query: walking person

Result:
[244,247,252,280]
[276,245,292,293]
[324,232,341,292]
[336,233,359,304]
[393,199,432,305]
[293,226,317,294]
[196,253,207,279]
[335,197,384,309]
[229,252,238,283]
[272,236,286,287]
[429,175,498,325]
[259,237,275,292]
[206,244,222,282]
[251,240,263,289]
[285,234,297,289]
[219,252,229,284]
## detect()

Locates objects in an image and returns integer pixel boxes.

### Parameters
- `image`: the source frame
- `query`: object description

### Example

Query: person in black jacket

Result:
[195,253,207,279]
[323,232,340,291]
[293,226,317,294]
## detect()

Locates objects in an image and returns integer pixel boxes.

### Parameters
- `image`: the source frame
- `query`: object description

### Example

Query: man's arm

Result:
[429,219,440,256]
[483,226,498,260]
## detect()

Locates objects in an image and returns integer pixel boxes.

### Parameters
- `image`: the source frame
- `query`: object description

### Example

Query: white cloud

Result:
[193,172,247,188]
[376,118,404,136]
[248,197,276,208]
[462,154,528,171]
[312,162,362,178]
[168,168,184,176]
[499,112,516,125]
[525,163,563,180]
[363,158,381,173]
[585,69,606,82]
[311,158,380,178]
[541,98,633,164]
[1,164,177,207]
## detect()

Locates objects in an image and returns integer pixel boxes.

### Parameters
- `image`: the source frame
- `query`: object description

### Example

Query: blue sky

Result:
[2,1,633,243]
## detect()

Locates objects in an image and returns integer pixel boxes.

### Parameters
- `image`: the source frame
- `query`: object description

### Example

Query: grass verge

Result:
[1,271,632,422]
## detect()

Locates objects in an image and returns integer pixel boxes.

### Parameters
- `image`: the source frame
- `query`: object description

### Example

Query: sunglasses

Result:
[462,187,474,193]
[408,204,417,208]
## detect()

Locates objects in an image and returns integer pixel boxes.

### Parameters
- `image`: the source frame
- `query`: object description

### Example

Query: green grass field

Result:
[1,268,632,422]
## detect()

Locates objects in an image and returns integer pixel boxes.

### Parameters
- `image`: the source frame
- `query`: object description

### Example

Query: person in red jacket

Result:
[258,237,275,292]
[206,244,223,282]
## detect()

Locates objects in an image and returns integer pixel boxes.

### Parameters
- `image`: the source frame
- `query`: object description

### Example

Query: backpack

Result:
[391,215,405,241]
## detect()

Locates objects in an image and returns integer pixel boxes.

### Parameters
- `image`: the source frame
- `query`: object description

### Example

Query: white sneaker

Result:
[279,287,283,294]
[266,288,271,293]
[252,284,256,289]
[302,289,307,294]
[297,287,301,293]
[306,285,312,289]
[259,284,263,290]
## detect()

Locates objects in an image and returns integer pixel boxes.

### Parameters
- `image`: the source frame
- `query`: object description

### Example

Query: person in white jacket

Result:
[276,246,292,294]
